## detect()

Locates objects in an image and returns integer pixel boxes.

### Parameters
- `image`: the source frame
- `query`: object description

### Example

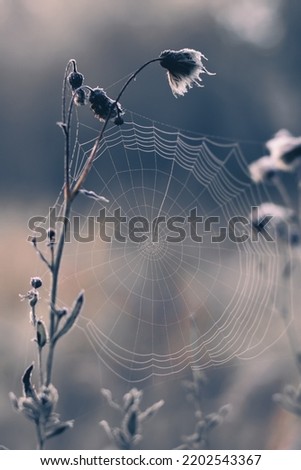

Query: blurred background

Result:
[1,0,301,450]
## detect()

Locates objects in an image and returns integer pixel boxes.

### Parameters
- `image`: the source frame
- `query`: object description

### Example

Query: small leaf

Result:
[22,363,36,399]
[53,291,84,343]
[126,409,137,436]
[45,420,74,439]
[36,320,47,348]
[139,399,164,421]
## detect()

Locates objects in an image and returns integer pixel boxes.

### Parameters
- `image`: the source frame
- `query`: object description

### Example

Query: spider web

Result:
[48,109,295,383]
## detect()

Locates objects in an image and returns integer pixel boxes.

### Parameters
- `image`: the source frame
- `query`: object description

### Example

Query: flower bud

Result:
[31,277,42,289]
[47,228,56,242]
[68,71,84,90]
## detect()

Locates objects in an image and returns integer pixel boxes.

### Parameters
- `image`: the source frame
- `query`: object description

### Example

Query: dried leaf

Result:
[53,291,84,343]
[22,363,36,399]
[45,420,74,439]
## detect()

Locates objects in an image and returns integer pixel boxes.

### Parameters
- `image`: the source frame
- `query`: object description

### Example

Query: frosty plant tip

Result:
[63,48,215,199]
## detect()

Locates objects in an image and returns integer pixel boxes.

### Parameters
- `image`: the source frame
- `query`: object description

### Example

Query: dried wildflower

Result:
[31,277,42,289]
[250,203,299,245]
[159,48,215,97]
[9,364,73,445]
[248,156,278,183]
[89,87,124,122]
[68,71,84,91]
[266,129,301,170]
[74,88,86,106]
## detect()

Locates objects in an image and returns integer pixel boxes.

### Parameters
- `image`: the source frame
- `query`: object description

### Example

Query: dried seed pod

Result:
[36,320,47,348]
[31,277,43,289]
[68,71,84,90]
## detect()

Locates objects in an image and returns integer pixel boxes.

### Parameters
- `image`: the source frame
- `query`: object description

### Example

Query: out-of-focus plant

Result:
[248,130,301,425]
[175,370,230,450]
[100,388,164,449]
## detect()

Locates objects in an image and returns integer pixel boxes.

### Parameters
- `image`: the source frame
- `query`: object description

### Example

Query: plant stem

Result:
[62,60,76,127]
[280,251,301,379]
[38,347,43,387]
[46,199,71,386]
[46,342,55,387]
[35,420,44,450]
[274,175,293,208]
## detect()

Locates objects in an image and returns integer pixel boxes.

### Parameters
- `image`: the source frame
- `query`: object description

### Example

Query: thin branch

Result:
[35,420,45,450]
[32,241,52,272]
[45,342,55,387]
[48,201,71,337]
[62,59,76,127]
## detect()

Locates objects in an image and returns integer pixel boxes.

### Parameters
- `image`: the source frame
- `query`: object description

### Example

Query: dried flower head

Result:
[266,129,301,170]
[248,156,278,183]
[159,48,215,97]
[9,364,73,442]
[89,87,124,122]
[31,277,43,289]
[68,71,84,91]
[74,88,86,106]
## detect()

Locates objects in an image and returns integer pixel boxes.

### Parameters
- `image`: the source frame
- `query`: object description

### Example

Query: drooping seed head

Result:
[159,48,215,97]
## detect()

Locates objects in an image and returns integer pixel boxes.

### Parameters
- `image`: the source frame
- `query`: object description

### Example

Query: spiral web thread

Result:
[47,110,295,383]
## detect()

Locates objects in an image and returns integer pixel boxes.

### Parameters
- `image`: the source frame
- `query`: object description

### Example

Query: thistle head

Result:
[159,48,215,97]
